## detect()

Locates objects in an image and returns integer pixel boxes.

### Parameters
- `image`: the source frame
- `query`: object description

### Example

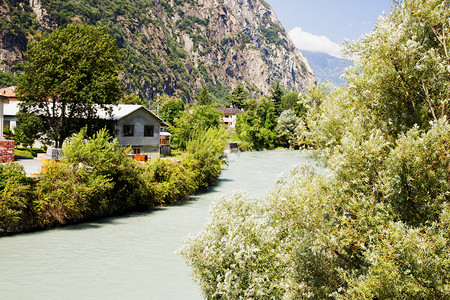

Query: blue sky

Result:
[264,0,393,57]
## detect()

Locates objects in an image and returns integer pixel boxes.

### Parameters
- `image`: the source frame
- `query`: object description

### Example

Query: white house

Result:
[0,86,19,138]
[98,104,170,156]
[217,107,244,129]
[2,97,170,156]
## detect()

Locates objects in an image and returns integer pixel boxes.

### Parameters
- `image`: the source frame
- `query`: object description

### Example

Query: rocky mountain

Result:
[301,50,352,86]
[0,0,314,104]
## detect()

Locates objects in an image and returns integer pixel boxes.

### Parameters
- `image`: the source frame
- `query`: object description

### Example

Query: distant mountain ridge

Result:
[0,0,314,104]
[301,50,353,85]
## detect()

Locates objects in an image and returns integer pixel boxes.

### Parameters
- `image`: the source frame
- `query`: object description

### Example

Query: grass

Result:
[14,147,46,158]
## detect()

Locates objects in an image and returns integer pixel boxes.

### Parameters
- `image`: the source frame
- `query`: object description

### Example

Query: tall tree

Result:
[159,96,185,125]
[170,105,222,150]
[197,87,212,106]
[17,24,123,147]
[235,98,277,150]
[270,81,285,114]
[228,84,248,109]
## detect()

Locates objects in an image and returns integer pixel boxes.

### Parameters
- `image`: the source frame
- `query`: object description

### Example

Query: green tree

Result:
[235,98,277,150]
[344,0,450,135]
[17,24,124,148]
[276,109,299,147]
[119,93,144,105]
[270,81,285,115]
[13,110,44,147]
[228,84,248,109]
[170,105,222,149]
[197,87,212,106]
[280,91,309,117]
[0,70,18,87]
[158,96,185,125]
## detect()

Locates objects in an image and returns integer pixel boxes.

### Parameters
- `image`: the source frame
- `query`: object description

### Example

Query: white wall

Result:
[116,108,161,153]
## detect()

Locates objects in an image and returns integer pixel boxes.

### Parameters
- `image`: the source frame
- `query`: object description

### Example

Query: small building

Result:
[0,86,18,101]
[2,94,171,157]
[99,104,170,157]
[0,87,17,162]
[0,86,19,137]
[217,107,244,129]
[0,94,8,140]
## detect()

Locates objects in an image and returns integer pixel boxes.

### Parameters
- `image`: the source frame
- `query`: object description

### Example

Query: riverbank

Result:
[0,127,227,237]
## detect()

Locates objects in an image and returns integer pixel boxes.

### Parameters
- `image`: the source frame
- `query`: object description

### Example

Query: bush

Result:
[0,163,34,231]
[382,120,450,226]
[34,161,108,226]
[1,124,228,235]
[60,127,150,214]
[184,125,227,189]
[143,157,197,205]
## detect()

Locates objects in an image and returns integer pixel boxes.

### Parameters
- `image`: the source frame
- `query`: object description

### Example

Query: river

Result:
[0,150,317,300]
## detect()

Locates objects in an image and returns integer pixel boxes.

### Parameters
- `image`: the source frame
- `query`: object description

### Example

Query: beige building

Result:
[217,107,244,129]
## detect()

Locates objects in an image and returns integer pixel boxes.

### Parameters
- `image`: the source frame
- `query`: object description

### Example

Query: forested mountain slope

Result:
[0,0,314,103]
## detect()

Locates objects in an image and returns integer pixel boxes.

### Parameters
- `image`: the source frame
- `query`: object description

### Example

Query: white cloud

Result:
[288,27,343,58]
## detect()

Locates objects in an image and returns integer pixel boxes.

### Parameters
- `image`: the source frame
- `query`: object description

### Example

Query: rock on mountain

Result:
[0,0,314,103]
[301,50,352,86]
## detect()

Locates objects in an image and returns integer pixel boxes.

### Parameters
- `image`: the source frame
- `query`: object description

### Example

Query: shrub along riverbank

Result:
[0,126,227,236]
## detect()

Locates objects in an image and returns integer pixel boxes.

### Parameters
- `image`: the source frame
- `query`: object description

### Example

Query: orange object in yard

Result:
[134,154,147,162]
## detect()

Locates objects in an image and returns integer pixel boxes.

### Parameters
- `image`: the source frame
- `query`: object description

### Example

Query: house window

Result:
[144,125,154,137]
[123,125,134,137]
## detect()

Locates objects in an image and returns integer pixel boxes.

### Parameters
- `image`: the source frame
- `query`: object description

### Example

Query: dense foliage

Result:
[229,81,315,150]
[235,98,277,150]
[0,70,18,87]
[227,84,248,109]
[157,96,185,126]
[181,0,450,298]
[0,125,227,236]
[17,24,123,148]
[170,104,223,150]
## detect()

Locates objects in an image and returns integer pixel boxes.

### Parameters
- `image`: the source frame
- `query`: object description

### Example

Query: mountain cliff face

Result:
[0,0,314,103]
[301,50,352,86]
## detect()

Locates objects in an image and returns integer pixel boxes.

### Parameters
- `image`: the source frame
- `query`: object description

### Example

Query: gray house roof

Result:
[3,102,169,127]
[97,104,169,126]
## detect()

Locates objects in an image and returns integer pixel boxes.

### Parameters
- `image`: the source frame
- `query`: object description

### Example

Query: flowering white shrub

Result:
[181,0,450,298]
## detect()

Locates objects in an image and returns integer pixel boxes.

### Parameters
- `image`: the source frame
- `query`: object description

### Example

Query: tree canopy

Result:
[16,24,123,147]
[158,97,185,126]
[228,84,248,109]
[169,104,223,150]
[235,97,277,150]
[0,70,18,87]
[270,81,285,114]
[181,0,450,298]
[197,87,212,106]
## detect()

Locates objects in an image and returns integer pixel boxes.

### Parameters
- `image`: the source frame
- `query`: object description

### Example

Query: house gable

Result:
[116,106,163,153]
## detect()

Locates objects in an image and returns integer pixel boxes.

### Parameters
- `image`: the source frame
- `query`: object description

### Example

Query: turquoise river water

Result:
[0,150,318,300]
